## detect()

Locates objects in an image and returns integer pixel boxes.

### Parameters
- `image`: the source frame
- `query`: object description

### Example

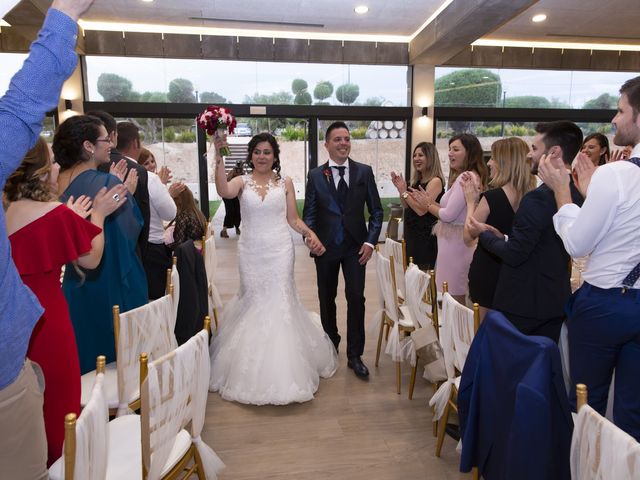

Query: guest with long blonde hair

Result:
[463,137,536,318]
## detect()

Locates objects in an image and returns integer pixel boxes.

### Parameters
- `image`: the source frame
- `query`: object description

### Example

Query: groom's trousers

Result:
[314,239,366,359]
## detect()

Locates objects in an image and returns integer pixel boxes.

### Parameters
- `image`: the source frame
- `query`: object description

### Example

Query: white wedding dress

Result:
[209,175,338,405]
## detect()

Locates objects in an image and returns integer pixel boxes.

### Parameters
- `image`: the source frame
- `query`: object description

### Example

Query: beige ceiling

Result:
[80,0,446,37]
[487,0,640,44]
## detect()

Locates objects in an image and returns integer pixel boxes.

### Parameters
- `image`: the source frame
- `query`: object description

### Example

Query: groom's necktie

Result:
[333,165,348,211]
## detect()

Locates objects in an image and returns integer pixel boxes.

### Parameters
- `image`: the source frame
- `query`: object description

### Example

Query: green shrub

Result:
[163,127,176,142]
[176,130,196,143]
[506,125,533,136]
[280,126,306,141]
[351,127,367,139]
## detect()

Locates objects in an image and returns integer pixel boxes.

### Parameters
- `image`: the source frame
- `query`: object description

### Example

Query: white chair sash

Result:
[143,330,224,480]
[384,238,405,298]
[116,294,178,416]
[54,373,109,480]
[170,263,180,319]
[428,293,474,420]
[571,404,640,480]
[204,235,224,321]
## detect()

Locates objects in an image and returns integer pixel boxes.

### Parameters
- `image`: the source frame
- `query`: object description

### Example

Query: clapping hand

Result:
[158,165,172,185]
[92,184,128,217]
[390,171,407,195]
[67,195,93,219]
[407,184,432,209]
[538,154,570,192]
[609,149,626,162]
[460,171,480,205]
[467,216,504,239]
[124,168,138,194]
[109,159,128,182]
[573,152,596,197]
[305,232,326,256]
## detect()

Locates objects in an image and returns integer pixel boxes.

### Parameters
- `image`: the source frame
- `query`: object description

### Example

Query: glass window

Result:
[85,56,409,107]
[435,67,634,109]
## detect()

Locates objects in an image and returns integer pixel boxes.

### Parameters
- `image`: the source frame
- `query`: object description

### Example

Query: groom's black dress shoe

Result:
[347,357,369,379]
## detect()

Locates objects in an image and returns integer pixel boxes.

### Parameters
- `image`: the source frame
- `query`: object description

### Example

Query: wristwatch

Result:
[401,191,409,199]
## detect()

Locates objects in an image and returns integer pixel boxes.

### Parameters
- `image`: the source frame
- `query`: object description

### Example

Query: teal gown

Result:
[60,170,148,374]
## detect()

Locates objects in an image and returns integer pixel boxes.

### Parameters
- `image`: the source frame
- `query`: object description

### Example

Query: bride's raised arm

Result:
[213,134,244,199]
[284,177,325,256]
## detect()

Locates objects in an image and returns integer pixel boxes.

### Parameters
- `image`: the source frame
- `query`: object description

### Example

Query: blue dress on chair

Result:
[458,311,573,480]
[60,170,148,374]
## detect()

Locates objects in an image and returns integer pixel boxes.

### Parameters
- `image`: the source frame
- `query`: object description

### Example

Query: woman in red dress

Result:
[4,137,126,465]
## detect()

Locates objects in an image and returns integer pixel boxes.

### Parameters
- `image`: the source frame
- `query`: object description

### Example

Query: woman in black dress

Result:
[463,137,536,319]
[391,142,444,270]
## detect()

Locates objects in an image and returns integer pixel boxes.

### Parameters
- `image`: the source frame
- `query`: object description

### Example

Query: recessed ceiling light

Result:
[532,14,547,23]
[354,5,369,14]
[141,0,154,3]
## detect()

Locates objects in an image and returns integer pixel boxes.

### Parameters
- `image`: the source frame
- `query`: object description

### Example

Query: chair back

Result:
[384,238,406,298]
[374,251,400,323]
[203,235,216,285]
[61,357,109,480]
[440,292,479,377]
[115,294,178,415]
[404,264,430,329]
[140,329,220,479]
[571,384,640,480]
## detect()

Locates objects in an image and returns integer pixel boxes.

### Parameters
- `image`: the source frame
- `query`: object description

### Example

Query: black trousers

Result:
[143,242,172,300]
[314,239,366,358]
[503,311,564,343]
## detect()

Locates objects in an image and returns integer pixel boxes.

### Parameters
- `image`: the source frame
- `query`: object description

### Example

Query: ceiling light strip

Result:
[473,38,640,52]
[409,0,454,40]
[77,20,408,43]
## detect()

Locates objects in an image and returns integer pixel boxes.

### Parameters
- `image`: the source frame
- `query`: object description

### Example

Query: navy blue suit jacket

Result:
[458,311,573,480]
[479,182,583,320]
[303,159,383,255]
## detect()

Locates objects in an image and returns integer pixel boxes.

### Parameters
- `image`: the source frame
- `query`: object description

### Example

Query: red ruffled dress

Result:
[9,204,101,466]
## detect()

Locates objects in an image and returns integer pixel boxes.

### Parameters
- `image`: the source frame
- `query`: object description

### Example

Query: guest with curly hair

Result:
[5,136,125,465]
[54,115,148,374]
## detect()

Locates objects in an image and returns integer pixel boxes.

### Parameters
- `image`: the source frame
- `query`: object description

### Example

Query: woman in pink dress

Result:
[409,133,488,304]
[4,137,126,465]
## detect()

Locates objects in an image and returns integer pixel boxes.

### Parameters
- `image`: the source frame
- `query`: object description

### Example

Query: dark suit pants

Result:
[314,242,366,359]
[143,242,172,300]
[567,282,640,441]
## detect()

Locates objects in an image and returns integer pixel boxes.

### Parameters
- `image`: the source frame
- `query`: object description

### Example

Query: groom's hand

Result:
[305,234,326,256]
[358,244,373,265]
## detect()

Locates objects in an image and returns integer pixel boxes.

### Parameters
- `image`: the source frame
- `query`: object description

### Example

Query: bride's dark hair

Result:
[246,132,281,179]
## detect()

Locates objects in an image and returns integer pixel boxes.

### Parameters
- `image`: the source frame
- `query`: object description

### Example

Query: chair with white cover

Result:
[571,384,640,480]
[384,236,407,300]
[49,356,109,480]
[429,284,480,458]
[139,323,224,479]
[400,263,444,401]
[202,234,223,331]
[371,250,413,394]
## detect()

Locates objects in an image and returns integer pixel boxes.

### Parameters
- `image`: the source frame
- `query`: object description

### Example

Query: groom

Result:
[303,122,383,379]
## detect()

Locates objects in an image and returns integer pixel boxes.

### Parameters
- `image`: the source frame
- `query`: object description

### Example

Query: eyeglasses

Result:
[95,138,111,143]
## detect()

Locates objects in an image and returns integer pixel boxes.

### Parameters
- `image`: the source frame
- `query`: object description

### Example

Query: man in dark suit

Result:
[88,112,150,259]
[303,122,383,379]
[469,121,584,342]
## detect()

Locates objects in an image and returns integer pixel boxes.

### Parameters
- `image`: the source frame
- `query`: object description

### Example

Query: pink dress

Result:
[433,174,476,296]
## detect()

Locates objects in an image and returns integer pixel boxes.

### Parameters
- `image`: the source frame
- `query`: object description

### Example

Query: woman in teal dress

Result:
[54,115,148,373]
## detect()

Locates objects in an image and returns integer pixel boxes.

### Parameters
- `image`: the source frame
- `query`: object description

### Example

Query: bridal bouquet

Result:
[196,105,237,157]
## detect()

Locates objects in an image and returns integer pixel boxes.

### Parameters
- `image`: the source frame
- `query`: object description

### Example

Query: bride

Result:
[209,132,338,405]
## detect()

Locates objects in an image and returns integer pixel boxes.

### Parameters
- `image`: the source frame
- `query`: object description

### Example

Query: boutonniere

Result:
[323,168,332,184]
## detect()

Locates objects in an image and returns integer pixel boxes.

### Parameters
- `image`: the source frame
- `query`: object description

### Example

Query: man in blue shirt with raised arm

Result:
[0,1,95,477]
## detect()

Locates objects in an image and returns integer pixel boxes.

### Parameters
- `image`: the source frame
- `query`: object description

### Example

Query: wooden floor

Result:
[202,231,468,480]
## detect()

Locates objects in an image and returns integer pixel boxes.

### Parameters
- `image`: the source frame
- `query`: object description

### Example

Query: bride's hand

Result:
[305,232,326,256]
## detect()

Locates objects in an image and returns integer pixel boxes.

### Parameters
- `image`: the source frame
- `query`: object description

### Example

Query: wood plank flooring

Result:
[202,231,468,480]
